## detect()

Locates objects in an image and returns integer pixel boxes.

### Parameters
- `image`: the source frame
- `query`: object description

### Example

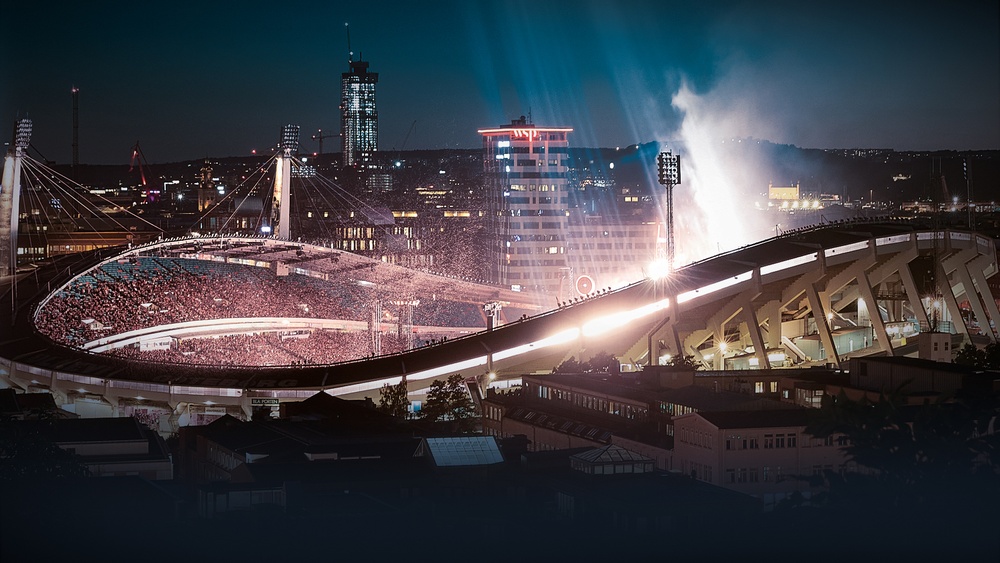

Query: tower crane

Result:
[129,141,150,186]
[311,129,336,156]
[392,120,417,165]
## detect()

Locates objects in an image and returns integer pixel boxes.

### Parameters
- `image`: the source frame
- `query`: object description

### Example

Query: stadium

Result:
[4,122,999,433]
[4,218,999,434]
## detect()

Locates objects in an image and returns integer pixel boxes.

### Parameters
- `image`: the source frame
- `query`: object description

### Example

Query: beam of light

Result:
[582,298,670,338]
[493,328,581,361]
[328,355,489,397]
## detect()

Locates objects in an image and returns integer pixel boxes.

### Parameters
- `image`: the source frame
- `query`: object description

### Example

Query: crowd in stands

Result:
[35,257,486,350]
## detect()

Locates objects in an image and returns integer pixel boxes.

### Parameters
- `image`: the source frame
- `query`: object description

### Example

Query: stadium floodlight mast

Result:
[281,124,300,156]
[656,149,681,270]
[15,118,32,156]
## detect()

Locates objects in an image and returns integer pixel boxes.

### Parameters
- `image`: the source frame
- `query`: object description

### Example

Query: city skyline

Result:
[2,0,998,164]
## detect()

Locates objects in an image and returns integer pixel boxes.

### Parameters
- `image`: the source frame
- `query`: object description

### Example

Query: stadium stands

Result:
[35,256,487,366]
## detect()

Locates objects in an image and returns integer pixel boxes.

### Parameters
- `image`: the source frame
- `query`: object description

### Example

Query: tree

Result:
[420,374,477,431]
[554,351,618,374]
[664,354,700,370]
[0,417,90,481]
[377,380,410,419]
[587,351,618,373]
[554,356,584,373]
[984,341,1000,368]
[803,390,1000,510]
[954,342,986,367]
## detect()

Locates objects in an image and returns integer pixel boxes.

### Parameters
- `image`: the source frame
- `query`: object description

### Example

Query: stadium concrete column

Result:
[845,246,917,354]
[712,325,726,370]
[741,299,770,369]
[761,300,783,350]
[968,253,1000,337]
[855,269,893,355]
[935,258,970,341]
[805,284,839,367]
[945,248,996,342]
[642,311,683,366]
[897,258,931,329]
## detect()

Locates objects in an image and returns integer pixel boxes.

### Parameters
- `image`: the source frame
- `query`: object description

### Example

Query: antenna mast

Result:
[71,86,79,177]
[345,22,353,62]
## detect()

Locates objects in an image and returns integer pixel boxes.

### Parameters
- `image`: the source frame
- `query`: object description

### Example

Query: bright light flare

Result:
[493,328,581,361]
[582,298,669,337]
[648,258,671,280]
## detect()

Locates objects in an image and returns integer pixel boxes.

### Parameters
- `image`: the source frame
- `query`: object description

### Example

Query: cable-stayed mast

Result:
[270,124,299,239]
[1,118,31,277]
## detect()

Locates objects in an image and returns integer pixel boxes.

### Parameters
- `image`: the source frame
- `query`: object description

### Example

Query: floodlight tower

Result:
[271,124,299,239]
[656,149,681,269]
[1,118,32,277]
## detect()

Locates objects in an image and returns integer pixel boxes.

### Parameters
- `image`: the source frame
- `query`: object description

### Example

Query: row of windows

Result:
[659,402,696,416]
[507,270,566,279]
[566,243,649,250]
[514,246,565,255]
[507,172,567,180]
[514,159,564,167]
[511,145,569,154]
[678,427,712,449]
[565,231,656,239]
[724,431,803,451]
[532,383,648,420]
[754,381,780,393]
[507,196,560,205]
[484,404,502,421]
[509,209,567,218]
[509,184,560,192]
[764,433,797,449]
[507,259,568,268]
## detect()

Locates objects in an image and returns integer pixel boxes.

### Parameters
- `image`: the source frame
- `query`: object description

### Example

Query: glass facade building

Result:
[341,60,378,169]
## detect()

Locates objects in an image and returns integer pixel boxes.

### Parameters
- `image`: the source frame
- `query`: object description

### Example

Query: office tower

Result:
[479,116,573,295]
[341,59,378,169]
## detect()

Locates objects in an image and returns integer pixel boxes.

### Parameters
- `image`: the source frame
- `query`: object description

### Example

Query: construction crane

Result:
[129,141,150,186]
[311,128,336,155]
[392,120,416,165]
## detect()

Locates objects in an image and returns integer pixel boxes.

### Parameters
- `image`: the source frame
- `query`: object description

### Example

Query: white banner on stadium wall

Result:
[139,338,173,351]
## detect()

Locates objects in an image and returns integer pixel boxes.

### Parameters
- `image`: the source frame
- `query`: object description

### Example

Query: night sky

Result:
[3,0,998,164]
